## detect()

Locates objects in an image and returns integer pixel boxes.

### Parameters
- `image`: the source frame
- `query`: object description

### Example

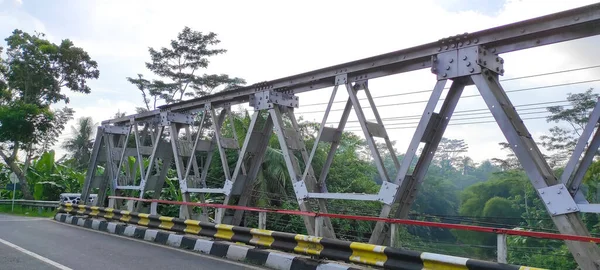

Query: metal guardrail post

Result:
[390,223,398,248]
[108,198,116,209]
[258,212,266,230]
[215,208,223,224]
[126,200,134,212]
[314,216,324,237]
[150,202,158,215]
[497,234,507,263]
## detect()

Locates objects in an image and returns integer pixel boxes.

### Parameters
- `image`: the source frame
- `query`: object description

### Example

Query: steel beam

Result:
[104,3,600,125]
[82,126,105,205]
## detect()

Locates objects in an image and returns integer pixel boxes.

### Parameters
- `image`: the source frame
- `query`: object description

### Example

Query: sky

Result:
[1,0,599,164]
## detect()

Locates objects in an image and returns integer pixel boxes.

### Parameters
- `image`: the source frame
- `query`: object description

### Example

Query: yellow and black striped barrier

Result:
[59,203,544,270]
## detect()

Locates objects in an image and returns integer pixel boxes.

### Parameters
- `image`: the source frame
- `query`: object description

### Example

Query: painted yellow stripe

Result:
[421,253,468,270]
[90,206,100,216]
[349,242,387,267]
[214,224,235,240]
[119,210,131,222]
[103,210,114,219]
[137,213,150,226]
[249,229,275,247]
[183,220,201,234]
[158,216,174,230]
[294,235,323,255]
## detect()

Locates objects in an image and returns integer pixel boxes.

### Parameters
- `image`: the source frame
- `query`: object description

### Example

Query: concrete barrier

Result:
[58,203,545,270]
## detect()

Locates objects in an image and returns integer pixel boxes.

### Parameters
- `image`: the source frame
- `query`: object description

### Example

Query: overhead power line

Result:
[345,115,549,131]
[299,64,600,107]
[327,102,571,125]
[297,78,600,114]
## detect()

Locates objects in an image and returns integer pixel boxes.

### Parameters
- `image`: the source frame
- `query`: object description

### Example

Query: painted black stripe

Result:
[270,231,300,253]
[383,248,423,270]
[319,238,353,262]
[170,222,187,234]
[147,218,162,229]
[59,214,66,222]
[290,257,319,270]
[230,226,253,244]
[133,228,147,239]
[466,259,521,270]
[209,242,230,257]
[198,224,218,238]
[155,231,170,244]
[245,249,269,266]
[128,214,141,225]
[71,217,79,225]
[99,221,108,232]
[84,219,93,228]
[180,236,196,250]
[115,224,127,235]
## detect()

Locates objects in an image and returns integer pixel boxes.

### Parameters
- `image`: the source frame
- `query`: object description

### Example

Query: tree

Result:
[491,142,520,170]
[434,137,468,172]
[460,156,477,175]
[540,89,599,166]
[62,117,96,170]
[0,29,99,199]
[128,26,246,111]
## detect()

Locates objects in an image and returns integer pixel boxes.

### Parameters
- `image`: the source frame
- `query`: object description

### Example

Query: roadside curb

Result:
[54,213,364,270]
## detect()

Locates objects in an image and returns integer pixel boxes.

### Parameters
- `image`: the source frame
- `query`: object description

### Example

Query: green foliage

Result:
[0,102,53,144]
[0,29,98,199]
[26,151,85,200]
[540,88,600,166]
[62,116,96,169]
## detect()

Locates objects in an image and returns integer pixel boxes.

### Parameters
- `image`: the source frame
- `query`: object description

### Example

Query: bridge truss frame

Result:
[81,3,600,268]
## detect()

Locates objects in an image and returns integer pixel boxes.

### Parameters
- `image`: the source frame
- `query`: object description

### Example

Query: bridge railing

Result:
[106,195,600,264]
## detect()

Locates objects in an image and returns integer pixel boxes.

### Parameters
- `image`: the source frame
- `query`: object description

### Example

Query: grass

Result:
[0,204,57,218]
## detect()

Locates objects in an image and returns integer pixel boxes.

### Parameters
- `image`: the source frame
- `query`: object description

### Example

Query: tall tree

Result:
[540,88,599,166]
[128,26,246,111]
[62,116,96,170]
[434,137,468,172]
[0,29,99,199]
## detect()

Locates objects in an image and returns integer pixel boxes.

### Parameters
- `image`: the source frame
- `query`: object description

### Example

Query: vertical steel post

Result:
[258,212,267,230]
[82,126,105,205]
[497,234,507,263]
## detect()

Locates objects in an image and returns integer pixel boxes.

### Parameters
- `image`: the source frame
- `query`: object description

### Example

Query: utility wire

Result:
[297,78,600,114]
[299,64,600,107]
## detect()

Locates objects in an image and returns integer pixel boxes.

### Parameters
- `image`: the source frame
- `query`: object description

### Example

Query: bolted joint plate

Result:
[538,183,579,216]
[249,90,299,110]
[293,180,309,202]
[103,125,130,135]
[431,45,504,80]
[159,112,194,126]
[222,179,233,196]
[335,74,347,86]
[377,181,399,205]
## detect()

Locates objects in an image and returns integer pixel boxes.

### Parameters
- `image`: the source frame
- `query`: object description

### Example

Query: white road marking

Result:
[0,237,73,270]
[0,218,50,222]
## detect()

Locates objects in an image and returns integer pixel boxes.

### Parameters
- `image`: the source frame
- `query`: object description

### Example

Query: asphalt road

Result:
[0,214,262,270]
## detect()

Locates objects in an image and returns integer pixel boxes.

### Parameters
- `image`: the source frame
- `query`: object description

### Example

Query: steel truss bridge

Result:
[81,3,600,269]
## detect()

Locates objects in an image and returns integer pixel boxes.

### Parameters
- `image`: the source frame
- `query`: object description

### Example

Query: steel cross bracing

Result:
[80,4,600,269]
